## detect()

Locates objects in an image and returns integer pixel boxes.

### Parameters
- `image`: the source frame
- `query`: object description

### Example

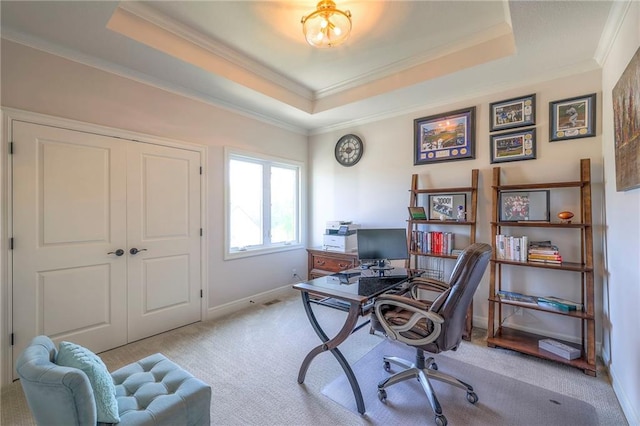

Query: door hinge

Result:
[199,166,202,175]
[200,228,203,237]
[9,142,14,155]
[9,237,14,250]
[10,333,14,346]
[200,290,203,298]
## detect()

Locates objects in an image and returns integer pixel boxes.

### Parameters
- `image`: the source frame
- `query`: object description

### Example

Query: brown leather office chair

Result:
[370,243,492,426]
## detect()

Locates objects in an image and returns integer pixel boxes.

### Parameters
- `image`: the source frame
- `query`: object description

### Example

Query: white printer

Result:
[323,221,359,253]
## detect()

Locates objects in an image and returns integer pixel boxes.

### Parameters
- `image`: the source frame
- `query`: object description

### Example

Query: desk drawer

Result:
[312,254,355,272]
[307,249,358,279]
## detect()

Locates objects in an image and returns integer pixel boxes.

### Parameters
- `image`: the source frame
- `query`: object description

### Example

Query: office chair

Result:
[370,243,492,426]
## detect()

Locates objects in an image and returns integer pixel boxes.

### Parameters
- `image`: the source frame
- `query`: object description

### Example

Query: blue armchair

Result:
[16,335,211,425]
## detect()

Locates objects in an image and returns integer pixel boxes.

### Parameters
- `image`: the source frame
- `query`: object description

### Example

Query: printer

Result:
[323,221,359,252]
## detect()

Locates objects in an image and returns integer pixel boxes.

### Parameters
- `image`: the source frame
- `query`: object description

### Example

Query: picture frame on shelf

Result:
[414,107,476,165]
[612,46,640,192]
[489,93,536,132]
[490,128,536,163]
[499,190,550,222]
[549,93,596,142]
[428,194,466,221]
[408,206,427,220]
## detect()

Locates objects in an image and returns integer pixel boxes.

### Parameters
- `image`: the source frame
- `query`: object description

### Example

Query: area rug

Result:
[322,340,597,425]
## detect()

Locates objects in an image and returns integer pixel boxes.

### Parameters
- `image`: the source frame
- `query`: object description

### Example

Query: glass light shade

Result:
[301,0,351,48]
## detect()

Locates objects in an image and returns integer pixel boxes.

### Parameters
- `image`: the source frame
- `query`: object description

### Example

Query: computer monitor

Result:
[356,228,409,269]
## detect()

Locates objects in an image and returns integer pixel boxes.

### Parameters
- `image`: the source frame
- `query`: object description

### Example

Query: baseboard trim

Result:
[607,356,639,426]
[205,284,297,322]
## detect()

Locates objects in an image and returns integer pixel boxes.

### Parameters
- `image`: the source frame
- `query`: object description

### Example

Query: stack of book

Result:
[528,240,562,264]
[537,296,583,312]
[538,338,581,360]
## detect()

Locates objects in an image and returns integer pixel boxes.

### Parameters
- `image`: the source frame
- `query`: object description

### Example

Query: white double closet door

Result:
[12,121,202,378]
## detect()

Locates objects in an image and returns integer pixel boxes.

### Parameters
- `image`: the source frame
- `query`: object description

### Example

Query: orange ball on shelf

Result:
[557,211,574,223]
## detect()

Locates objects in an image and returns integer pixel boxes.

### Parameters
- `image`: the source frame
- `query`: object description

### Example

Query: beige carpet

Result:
[323,339,597,425]
[1,293,628,425]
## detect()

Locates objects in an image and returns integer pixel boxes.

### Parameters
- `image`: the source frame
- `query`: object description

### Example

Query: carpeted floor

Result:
[1,292,628,425]
[323,339,597,425]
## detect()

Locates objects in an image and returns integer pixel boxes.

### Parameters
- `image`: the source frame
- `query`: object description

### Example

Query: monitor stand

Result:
[370,260,393,277]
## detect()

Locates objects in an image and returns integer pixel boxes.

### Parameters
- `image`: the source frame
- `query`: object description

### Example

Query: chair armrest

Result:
[374,295,444,346]
[408,277,450,299]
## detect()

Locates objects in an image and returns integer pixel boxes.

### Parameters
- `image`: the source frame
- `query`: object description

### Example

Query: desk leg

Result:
[297,292,366,414]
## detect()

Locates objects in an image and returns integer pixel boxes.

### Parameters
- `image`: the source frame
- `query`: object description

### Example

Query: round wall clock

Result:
[334,134,363,166]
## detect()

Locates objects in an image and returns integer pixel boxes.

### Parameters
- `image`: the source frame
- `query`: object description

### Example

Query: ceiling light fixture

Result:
[301,0,352,48]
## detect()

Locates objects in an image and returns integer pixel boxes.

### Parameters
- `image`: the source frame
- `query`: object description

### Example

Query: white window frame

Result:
[224,147,305,260]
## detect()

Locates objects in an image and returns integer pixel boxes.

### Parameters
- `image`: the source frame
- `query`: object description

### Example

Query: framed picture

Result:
[612,46,640,192]
[414,107,476,165]
[499,190,550,222]
[549,93,596,141]
[490,128,536,164]
[408,206,427,220]
[489,94,536,132]
[428,194,466,221]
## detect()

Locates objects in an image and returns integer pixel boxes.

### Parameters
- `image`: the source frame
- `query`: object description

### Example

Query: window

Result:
[225,149,303,258]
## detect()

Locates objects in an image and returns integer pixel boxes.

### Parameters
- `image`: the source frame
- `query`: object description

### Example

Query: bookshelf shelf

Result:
[487,297,594,319]
[491,221,590,229]
[487,158,596,376]
[407,169,478,339]
[487,328,595,373]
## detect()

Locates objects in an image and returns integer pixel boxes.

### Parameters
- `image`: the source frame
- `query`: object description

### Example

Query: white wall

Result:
[601,2,640,423]
[310,69,605,347]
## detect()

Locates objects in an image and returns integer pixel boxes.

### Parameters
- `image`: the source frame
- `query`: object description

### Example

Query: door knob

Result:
[129,248,148,255]
[107,249,125,257]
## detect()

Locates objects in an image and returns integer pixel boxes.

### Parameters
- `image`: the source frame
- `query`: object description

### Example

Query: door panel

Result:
[126,144,201,341]
[12,122,128,376]
[39,264,111,336]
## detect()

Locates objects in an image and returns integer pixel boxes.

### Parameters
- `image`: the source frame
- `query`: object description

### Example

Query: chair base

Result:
[377,350,477,426]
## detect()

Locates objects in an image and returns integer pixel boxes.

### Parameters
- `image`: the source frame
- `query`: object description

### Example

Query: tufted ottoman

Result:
[110,353,211,426]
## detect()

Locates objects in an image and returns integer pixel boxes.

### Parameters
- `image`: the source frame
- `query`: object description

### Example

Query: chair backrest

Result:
[430,243,492,351]
[15,335,97,426]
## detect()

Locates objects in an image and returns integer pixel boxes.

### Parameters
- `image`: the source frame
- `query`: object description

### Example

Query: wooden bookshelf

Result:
[407,170,478,339]
[487,158,596,376]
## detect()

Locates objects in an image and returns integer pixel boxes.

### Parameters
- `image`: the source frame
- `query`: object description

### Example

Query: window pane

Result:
[271,166,297,243]
[229,159,262,248]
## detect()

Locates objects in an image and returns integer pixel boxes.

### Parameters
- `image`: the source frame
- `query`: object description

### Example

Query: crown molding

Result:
[593,0,632,66]
[118,2,313,101]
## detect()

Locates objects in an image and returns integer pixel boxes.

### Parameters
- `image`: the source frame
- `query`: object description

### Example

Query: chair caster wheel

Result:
[466,391,478,404]
[435,414,448,426]
[377,388,387,403]
[383,361,391,372]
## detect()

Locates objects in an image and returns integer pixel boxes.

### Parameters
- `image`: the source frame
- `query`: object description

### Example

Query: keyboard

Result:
[357,275,408,297]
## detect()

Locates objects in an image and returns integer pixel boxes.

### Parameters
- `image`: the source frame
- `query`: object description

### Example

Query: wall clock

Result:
[334,134,363,166]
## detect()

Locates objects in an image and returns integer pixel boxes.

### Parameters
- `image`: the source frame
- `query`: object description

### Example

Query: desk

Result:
[293,268,417,414]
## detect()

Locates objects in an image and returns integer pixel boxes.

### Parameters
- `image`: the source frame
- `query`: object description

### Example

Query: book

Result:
[528,240,557,248]
[497,290,538,306]
[538,339,581,360]
[529,258,562,264]
[537,299,576,311]
[538,296,583,311]
[529,254,561,260]
[528,254,562,261]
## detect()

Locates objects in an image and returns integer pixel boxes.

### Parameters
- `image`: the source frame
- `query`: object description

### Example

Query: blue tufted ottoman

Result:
[110,353,211,426]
